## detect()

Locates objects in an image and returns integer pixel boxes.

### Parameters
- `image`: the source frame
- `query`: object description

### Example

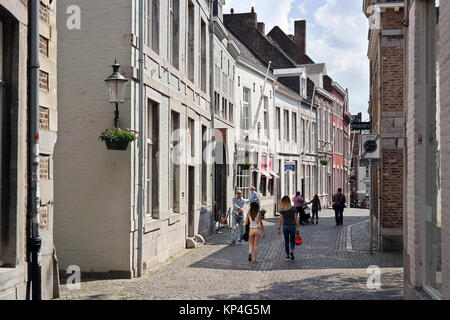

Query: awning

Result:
[268,170,280,179]
[261,170,272,179]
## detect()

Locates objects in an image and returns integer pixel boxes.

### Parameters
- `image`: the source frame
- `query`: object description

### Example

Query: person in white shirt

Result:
[248,186,260,205]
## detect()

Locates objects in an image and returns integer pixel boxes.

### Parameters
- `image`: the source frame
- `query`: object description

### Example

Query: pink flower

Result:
[118,128,121,131]
[101,131,105,134]
[126,128,130,131]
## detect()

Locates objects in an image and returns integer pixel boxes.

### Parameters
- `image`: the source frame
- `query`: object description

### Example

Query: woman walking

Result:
[307,195,322,224]
[278,196,300,261]
[245,202,265,263]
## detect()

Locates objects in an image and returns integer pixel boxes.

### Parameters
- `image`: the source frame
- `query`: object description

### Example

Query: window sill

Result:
[144,218,161,233]
[169,213,181,225]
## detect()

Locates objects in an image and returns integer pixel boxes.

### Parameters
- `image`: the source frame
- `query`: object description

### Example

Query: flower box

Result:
[105,139,129,151]
[99,128,138,151]
[320,160,329,165]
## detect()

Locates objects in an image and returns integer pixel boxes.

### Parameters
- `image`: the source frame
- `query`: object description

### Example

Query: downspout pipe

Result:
[209,0,215,234]
[137,0,145,277]
[29,0,42,300]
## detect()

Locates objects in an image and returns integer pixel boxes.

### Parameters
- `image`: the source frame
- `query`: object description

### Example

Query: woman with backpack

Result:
[278,196,301,261]
[245,202,265,263]
[307,195,322,224]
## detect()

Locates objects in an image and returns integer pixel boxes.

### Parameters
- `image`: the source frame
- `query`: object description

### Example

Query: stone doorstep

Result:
[186,235,205,249]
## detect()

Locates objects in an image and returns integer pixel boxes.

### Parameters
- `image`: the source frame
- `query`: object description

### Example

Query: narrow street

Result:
[59,209,403,300]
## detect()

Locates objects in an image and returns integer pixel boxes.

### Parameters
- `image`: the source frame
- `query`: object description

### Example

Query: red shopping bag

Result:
[295,233,303,245]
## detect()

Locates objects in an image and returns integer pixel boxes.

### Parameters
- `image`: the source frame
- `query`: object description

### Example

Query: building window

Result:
[302,119,305,151]
[263,96,269,137]
[292,112,297,143]
[188,118,195,158]
[146,0,160,53]
[200,19,207,92]
[284,110,289,141]
[214,92,220,115]
[221,97,227,119]
[276,107,281,140]
[187,0,194,81]
[146,101,159,218]
[229,102,234,123]
[169,0,179,69]
[170,111,180,213]
[201,125,207,204]
[242,88,250,130]
[39,35,48,57]
[301,77,306,97]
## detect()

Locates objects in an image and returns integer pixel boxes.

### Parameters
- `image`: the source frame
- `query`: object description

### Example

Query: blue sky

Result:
[224,0,369,119]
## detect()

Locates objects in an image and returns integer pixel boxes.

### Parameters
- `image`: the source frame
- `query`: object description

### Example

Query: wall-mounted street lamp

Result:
[105,59,128,128]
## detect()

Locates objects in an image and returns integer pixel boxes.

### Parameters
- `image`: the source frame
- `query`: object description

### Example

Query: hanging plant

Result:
[238,162,252,170]
[320,159,329,166]
[99,128,138,151]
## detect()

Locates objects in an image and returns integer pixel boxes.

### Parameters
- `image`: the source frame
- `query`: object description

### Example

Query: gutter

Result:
[137,0,145,277]
[28,0,42,300]
[209,0,216,234]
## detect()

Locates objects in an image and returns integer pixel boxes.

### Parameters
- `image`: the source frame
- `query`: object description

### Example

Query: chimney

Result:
[231,8,234,14]
[257,22,265,34]
[294,20,306,57]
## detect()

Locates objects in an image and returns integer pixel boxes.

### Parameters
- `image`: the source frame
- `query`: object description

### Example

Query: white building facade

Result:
[55,0,238,278]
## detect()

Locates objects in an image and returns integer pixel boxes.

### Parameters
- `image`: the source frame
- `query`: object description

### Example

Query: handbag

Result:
[295,232,303,245]
[241,223,250,242]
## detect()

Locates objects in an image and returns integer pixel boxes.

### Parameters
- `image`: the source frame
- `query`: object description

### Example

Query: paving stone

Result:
[58,209,403,300]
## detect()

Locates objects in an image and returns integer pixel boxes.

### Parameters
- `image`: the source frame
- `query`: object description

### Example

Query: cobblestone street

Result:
[59,209,403,300]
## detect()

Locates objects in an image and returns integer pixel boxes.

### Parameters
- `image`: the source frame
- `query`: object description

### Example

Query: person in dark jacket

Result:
[307,195,321,224]
[332,188,346,226]
[293,192,306,225]
[277,196,301,261]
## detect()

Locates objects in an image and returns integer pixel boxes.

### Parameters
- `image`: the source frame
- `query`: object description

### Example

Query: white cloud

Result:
[224,0,296,33]
[308,0,369,115]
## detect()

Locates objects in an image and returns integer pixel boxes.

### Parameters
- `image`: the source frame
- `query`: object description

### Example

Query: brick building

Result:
[0,0,58,299]
[403,0,448,300]
[363,0,405,252]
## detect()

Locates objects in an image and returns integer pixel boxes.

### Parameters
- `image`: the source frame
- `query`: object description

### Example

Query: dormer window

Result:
[301,77,307,97]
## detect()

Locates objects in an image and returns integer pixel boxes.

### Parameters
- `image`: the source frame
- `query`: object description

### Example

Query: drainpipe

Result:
[29,0,42,300]
[209,0,216,234]
[315,102,319,197]
[377,14,382,252]
[137,0,145,277]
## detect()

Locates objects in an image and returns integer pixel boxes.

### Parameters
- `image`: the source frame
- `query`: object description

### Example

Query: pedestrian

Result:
[245,202,265,263]
[231,189,246,244]
[249,186,260,206]
[332,188,347,226]
[277,196,300,261]
[307,195,321,224]
[293,192,306,225]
